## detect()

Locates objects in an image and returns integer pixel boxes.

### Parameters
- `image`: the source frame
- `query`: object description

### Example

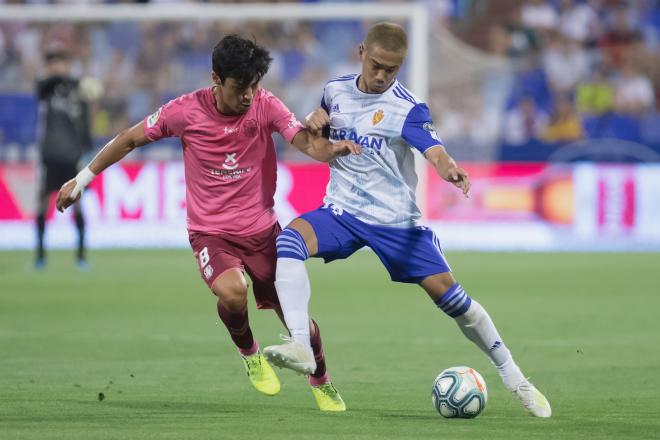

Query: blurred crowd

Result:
[427,0,660,161]
[0,0,659,162]
[1,0,458,160]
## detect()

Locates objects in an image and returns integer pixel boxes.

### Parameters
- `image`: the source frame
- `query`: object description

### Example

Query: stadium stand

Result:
[0,0,658,162]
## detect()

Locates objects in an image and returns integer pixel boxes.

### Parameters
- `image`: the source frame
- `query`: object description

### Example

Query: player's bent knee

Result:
[276,226,310,261]
[420,272,457,300]
[215,288,248,311]
[211,270,248,308]
[287,218,318,255]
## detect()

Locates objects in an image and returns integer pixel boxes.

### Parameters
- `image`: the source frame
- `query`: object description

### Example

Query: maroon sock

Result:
[217,301,254,351]
[309,319,328,379]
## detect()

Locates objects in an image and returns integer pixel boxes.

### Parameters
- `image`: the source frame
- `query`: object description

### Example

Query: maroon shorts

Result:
[188,223,281,310]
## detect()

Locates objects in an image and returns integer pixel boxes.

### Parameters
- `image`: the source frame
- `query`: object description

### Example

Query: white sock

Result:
[455,300,525,390]
[275,257,312,351]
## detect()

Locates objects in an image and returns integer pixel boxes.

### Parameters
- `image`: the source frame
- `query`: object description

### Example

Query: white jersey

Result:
[321,74,442,227]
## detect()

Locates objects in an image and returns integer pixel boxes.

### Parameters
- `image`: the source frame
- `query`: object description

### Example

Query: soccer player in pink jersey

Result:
[55,35,359,411]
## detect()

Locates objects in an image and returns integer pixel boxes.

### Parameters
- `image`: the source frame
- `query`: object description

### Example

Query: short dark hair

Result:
[212,35,273,88]
[363,22,408,52]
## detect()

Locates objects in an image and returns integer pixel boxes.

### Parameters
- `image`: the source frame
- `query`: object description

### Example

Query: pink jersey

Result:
[143,87,303,236]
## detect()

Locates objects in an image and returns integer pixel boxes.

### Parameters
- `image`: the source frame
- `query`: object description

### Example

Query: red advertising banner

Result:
[0,162,329,222]
[0,161,658,250]
[425,163,574,225]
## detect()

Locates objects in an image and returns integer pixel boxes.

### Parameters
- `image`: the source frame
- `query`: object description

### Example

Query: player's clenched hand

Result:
[55,179,80,212]
[332,140,362,157]
[444,166,471,198]
[305,108,330,135]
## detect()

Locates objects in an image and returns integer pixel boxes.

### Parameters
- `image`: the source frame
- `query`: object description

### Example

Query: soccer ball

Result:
[432,366,487,418]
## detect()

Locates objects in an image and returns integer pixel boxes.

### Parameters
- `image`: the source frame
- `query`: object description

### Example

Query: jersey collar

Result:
[353,75,399,96]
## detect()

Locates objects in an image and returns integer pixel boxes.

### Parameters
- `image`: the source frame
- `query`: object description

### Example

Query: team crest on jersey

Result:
[146,108,162,128]
[222,153,238,170]
[242,119,258,138]
[372,109,384,125]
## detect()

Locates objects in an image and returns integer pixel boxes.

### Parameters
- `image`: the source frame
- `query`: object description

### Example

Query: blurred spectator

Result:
[637,0,660,51]
[542,93,584,142]
[430,93,464,141]
[614,63,655,114]
[504,13,541,59]
[521,0,558,32]
[510,58,553,114]
[542,31,590,93]
[557,0,601,46]
[503,96,549,145]
[576,66,615,114]
[599,4,643,69]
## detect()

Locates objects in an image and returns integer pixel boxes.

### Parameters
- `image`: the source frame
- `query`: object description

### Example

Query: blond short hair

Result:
[363,22,408,52]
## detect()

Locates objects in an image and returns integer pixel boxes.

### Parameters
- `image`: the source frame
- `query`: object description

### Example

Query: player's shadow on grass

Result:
[349,408,439,421]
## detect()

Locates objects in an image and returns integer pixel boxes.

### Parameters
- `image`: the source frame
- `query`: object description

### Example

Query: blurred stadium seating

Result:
[1,0,658,162]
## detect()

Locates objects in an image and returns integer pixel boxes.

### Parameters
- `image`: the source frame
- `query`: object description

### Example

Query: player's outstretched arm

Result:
[425,145,471,198]
[290,129,361,162]
[56,122,151,212]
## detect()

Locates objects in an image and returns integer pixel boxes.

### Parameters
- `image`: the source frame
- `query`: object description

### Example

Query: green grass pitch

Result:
[1,250,659,439]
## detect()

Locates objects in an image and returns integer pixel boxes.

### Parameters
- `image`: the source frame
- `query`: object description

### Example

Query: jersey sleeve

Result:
[267,94,304,143]
[142,97,187,142]
[401,103,443,154]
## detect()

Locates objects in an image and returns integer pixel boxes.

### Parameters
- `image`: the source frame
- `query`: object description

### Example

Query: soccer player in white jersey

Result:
[264,22,551,417]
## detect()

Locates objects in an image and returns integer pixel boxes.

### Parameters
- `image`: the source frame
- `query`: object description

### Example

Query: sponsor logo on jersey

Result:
[372,109,384,125]
[209,167,252,180]
[423,121,441,142]
[210,153,252,180]
[329,128,384,151]
[146,108,162,128]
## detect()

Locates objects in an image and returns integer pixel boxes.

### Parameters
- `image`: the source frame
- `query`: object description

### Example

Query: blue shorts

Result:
[300,205,451,283]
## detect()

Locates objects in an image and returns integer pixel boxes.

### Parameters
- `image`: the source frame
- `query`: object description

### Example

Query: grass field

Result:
[1,250,659,439]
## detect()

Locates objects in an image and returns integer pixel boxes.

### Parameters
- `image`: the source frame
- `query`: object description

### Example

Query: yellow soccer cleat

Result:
[241,352,281,396]
[311,382,346,412]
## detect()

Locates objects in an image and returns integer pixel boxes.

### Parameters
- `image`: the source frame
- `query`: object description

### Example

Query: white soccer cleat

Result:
[512,378,552,418]
[264,336,316,375]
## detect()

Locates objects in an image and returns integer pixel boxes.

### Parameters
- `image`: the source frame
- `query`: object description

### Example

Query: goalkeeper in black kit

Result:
[35,48,93,270]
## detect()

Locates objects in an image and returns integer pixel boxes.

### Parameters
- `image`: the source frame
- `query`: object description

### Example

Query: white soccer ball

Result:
[432,366,488,418]
[79,76,104,101]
